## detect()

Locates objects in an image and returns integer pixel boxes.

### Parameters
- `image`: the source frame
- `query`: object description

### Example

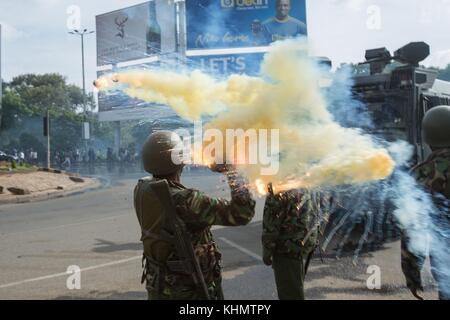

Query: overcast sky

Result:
[1,0,449,92]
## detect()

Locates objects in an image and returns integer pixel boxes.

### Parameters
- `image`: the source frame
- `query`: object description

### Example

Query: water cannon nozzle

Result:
[394,42,430,66]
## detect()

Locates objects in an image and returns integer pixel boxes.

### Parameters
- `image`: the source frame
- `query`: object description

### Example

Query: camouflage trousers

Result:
[147,277,224,300]
[272,251,313,300]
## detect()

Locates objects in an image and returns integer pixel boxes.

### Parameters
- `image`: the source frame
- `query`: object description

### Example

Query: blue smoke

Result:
[320,65,449,298]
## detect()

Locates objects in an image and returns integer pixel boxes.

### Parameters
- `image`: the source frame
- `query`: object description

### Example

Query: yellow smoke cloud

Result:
[95,39,395,194]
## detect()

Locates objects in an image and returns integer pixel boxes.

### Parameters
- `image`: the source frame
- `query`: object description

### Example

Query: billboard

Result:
[96,56,181,117]
[95,1,308,121]
[96,1,179,118]
[96,58,186,124]
[185,0,308,50]
[188,52,265,76]
[96,0,177,66]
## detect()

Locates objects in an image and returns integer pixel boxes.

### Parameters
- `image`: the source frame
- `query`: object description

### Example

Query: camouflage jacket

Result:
[135,175,255,299]
[401,148,450,291]
[262,186,326,260]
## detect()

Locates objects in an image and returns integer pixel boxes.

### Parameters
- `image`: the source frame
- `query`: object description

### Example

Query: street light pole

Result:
[69,29,94,115]
[69,29,94,158]
[81,32,86,109]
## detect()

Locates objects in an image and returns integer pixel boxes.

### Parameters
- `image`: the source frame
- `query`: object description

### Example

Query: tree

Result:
[8,73,94,117]
[0,73,95,154]
[19,133,46,161]
[0,90,29,131]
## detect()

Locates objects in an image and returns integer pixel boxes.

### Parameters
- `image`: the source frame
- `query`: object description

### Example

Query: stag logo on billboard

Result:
[115,13,129,39]
[220,0,269,9]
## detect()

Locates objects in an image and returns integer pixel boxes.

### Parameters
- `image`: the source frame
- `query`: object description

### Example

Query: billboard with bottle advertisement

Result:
[96,1,178,116]
[187,51,265,76]
[96,0,176,66]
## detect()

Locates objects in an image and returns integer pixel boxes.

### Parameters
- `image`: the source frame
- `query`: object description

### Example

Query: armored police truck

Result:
[352,42,450,163]
[323,43,450,254]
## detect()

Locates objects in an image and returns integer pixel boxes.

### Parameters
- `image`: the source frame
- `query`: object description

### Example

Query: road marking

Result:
[0,255,141,289]
[0,214,130,237]
[219,237,262,261]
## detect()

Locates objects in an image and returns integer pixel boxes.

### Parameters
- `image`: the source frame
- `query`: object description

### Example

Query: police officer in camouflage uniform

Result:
[401,106,450,300]
[262,184,326,300]
[134,131,256,300]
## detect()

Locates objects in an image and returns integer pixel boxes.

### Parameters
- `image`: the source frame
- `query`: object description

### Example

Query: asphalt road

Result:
[0,168,439,300]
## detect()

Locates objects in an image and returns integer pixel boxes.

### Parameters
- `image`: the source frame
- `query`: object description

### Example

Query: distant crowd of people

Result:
[6,148,39,166]
[3,145,140,170]
[107,146,137,163]
[52,145,138,169]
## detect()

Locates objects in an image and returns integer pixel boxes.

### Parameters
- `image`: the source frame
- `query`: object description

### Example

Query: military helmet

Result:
[142,131,185,176]
[422,105,450,148]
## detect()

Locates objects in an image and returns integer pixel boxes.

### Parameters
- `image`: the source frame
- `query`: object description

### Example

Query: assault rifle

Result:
[150,180,211,300]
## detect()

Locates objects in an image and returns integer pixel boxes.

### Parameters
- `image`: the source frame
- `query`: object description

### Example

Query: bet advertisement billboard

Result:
[186,0,307,50]
[96,0,176,66]
[188,52,265,76]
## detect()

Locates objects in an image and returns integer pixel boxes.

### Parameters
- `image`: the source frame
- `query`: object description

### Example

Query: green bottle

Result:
[146,1,161,55]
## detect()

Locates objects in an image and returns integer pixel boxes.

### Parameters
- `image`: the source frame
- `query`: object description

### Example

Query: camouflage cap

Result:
[142,131,185,176]
[422,105,450,148]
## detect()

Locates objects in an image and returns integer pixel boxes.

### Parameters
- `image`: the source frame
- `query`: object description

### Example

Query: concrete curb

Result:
[0,178,102,205]
[37,167,80,176]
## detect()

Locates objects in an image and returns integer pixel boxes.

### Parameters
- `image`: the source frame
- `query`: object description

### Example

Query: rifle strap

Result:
[141,229,161,242]
[141,228,175,243]
[304,248,315,275]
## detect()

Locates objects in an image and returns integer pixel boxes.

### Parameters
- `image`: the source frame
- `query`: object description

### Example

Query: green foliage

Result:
[0,90,29,130]
[7,73,95,117]
[50,115,83,152]
[0,73,99,154]
[91,120,115,146]
[19,133,46,160]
